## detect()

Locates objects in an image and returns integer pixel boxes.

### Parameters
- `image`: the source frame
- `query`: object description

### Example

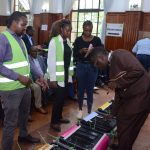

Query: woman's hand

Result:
[79,48,88,54]
[49,81,58,89]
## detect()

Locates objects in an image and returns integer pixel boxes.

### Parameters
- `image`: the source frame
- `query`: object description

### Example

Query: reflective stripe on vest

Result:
[3,61,28,69]
[0,31,30,91]
[0,74,29,82]
[54,36,65,82]
[47,36,74,82]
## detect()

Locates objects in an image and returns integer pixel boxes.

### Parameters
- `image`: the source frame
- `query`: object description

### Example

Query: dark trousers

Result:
[51,86,65,124]
[0,88,31,150]
[137,54,150,72]
[0,100,4,124]
[76,63,98,113]
[117,109,149,150]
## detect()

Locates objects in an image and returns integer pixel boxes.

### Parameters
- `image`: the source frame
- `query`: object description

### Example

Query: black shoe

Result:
[18,134,40,143]
[50,124,61,132]
[59,118,70,124]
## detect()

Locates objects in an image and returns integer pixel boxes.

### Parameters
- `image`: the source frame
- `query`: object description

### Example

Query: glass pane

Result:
[15,5,19,11]
[98,11,104,37]
[85,0,93,9]
[91,13,98,22]
[73,0,78,10]
[80,0,86,9]
[98,23,102,34]
[19,0,30,11]
[78,13,85,21]
[85,13,92,20]
[98,11,104,35]
[78,32,83,37]
[72,21,78,32]
[99,11,104,24]
[100,0,104,9]
[72,12,78,21]
[93,33,97,36]
[93,0,99,9]
[71,32,78,43]
[92,22,97,34]
[78,21,84,33]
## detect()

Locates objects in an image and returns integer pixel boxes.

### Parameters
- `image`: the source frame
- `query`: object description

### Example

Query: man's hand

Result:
[49,81,58,89]
[18,75,32,87]
[103,114,113,120]
[36,77,49,91]
[35,45,43,51]
[108,81,117,90]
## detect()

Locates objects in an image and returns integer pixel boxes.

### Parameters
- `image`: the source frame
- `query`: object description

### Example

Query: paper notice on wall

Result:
[106,23,124,37]
[41,24,48,31]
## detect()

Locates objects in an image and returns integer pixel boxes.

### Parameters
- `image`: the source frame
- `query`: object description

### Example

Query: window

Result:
[14,0,32,25]
[71,0,104,43]
[14,0,30,12]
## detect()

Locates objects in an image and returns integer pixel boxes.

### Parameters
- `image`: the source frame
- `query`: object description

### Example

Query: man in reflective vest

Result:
[0,11,41,150]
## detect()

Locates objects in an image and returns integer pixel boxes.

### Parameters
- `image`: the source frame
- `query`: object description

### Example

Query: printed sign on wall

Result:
[106,23,124,37]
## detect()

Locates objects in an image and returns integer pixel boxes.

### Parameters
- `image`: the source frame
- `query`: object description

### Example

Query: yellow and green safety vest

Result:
[48,36,74,82]
[0,31,30,91]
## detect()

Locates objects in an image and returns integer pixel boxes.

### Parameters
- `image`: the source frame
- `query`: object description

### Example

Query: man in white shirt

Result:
[132,37,150,72]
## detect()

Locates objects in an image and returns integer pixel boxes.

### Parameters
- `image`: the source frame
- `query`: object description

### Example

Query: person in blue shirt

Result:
[132,37,150,72]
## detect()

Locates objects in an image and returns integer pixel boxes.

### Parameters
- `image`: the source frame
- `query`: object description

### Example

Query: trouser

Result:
[0,100,4,124]
[76,63,98,113]
[31,83,42,108]
[0,88,31,150]
[137,54,150,72]
[51,86,65,124]
[117,109,149,150]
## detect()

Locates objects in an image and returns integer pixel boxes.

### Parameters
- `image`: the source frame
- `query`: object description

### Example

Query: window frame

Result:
[71,0,104,43]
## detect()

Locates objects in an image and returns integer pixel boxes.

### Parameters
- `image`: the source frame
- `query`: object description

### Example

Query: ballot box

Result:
[52,124,109,150]
[80,112,116,134]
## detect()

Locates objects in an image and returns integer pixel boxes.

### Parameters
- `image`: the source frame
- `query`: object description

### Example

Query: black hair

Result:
[49,19,71,40]
[26,26,34,32]
[60,19,71,29]
[90,47,108,63]
[49,20,61,41]
[83,20,93,28]
[6,11,27,28]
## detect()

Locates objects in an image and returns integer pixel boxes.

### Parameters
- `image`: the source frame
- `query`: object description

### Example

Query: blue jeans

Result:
[76,63,98,113]
[137,54,150,72]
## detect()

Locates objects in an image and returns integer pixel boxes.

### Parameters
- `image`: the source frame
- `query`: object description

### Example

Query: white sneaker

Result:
[77,110,83,119]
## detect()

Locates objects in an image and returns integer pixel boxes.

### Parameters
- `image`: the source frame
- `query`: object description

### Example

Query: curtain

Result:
[31,0,45,14]
[0,0,10,15]
[31,0,63,14]
[30,0,74,15]
[100,0,113,44]
[49,0,63,13]
[62,0,75,17]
